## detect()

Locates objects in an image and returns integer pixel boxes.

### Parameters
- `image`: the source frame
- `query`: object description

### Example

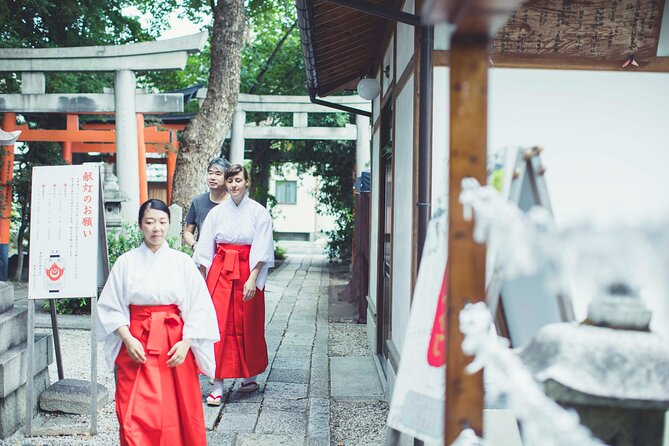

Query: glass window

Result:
[275,180,297,204]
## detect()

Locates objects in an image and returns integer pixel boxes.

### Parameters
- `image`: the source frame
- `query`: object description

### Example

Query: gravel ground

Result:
[1,329,119,446]
[330,401,388,446]
[329,323,371,357]
[329,321,388,446]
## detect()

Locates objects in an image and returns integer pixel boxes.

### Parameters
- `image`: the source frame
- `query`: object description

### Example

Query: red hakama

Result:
[115,304,206,446]
[206,243,268,379]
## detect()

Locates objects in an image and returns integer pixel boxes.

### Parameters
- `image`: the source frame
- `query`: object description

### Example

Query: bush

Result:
[51,224,189,315]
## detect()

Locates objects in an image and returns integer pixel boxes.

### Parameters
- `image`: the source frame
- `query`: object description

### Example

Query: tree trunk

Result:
[171,0,246,215]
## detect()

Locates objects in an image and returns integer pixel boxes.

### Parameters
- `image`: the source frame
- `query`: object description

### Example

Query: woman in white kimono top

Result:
[193,164,275,405]
[96,199,219,446]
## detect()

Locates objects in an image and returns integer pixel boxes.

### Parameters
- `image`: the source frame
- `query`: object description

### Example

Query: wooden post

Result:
[137,113,148,204]
[446,32,488,443]
[62,114,78,164]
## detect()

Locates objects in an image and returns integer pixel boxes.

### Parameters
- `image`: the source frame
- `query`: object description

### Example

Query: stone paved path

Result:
[204,254,331,446]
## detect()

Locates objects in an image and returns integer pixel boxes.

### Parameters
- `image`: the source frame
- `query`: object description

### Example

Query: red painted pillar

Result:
[61,114,78,164]
[166,131,178,205]
[137,114,148,204]
[0,113,16,280]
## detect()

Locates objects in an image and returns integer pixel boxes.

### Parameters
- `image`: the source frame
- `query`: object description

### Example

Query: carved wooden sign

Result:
[492,0,665,60]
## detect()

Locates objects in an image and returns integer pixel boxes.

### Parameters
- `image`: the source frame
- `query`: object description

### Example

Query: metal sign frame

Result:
[487,147,575,347]
[24,164,109,436]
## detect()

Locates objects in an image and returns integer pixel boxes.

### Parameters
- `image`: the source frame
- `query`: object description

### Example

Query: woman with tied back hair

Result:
[193,164,275,405]
[96,199,219,446]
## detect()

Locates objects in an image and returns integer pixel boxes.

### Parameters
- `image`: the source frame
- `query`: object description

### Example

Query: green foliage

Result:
[274,244,287,261]
[0,1,152,94]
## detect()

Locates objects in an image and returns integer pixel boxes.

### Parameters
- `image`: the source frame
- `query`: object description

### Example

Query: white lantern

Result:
[356,77,381,100]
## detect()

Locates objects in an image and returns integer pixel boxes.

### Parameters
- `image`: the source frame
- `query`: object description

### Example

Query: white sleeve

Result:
[95,257,129,370]
[179,257,220,377]
[192,208,216,271]
[249,206,275,289]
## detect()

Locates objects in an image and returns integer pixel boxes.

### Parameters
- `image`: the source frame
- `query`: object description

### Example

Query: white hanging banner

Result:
[387,208,448,444]
[28,164,106,299]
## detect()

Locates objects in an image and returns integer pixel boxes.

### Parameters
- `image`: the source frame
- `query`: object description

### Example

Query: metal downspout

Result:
[417,25,433,262]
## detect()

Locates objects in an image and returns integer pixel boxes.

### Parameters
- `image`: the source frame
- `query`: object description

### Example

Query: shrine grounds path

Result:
[4,243,388,446]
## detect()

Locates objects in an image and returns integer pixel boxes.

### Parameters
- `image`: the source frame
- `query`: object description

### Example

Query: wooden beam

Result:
[433,50,669,72]
[16,126,172,143]
[446,32,488,443]
[71,143,169,154]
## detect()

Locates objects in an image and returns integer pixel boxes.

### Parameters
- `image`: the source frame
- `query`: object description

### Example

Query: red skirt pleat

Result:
[115,304,206,446]
[206,243,268,379]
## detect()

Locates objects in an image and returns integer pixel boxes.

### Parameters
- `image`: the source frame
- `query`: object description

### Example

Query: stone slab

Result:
[236,433,306,446]
[0,282,13,314]
[263,382,308,400]
[0,306,27,353]
[216,412,257,433]
[331,356,384,400]
[0,333,53,398]
[255,410,307,436]
[206,430,235,445]
[307,397,329,441]
[39,378,108,415]
[268,368,310,384]
[224,401,262,414]
[263,397,308,412]
[0,368,49,439]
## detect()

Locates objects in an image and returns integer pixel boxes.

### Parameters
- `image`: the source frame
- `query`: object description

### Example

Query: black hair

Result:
[138,199,170,225]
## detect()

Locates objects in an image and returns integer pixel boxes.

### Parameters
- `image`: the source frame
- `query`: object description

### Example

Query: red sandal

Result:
[206,393,223,406]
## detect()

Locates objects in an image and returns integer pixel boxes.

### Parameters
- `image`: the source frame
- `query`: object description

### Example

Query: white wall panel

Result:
[431,67,449,217]
[391,75,414,352]
[396,0,415,78]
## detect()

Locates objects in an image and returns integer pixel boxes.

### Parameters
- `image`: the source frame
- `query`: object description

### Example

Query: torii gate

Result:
[0,33,206,280]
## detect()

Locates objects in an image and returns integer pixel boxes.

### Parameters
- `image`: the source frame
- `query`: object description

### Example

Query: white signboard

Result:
[387,207,448,444]
[28,164,106,299]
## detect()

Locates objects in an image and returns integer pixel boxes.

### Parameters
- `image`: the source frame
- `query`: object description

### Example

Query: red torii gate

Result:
[2,112,183,205]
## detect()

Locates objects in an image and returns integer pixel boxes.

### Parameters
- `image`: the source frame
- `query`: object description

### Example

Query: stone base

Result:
[565,404,665,446]
[39,379,109,415]
[0,368,49,439]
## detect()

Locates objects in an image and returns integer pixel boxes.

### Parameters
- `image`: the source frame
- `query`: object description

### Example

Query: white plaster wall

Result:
[431,67,449,216]
[434,23,455,50]
[391,76,414,353]
[369,129,381,308]
[270,164,335,237]
[382,36,394,97]
[396,0,415,79]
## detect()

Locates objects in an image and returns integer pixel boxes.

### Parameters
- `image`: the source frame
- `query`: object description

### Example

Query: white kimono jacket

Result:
[193,194,275,289]
[96,242,220,377]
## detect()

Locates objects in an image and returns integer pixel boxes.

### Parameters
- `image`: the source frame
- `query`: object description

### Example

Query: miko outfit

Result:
[96,242,219,446]
[193,194,275,379]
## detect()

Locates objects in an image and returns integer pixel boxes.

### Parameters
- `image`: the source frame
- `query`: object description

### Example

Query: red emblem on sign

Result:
[45,263,65,281]
[427,265,448,367]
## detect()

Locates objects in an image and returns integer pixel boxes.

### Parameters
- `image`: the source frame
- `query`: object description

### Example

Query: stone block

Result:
[0,306,27,353]
[263,397,308,413]
[0,368,49,439]
[0,282,13,314]
[268,368,310,384]
[263,382,308,400]
[255,410,307,436]
[236,433,306,446]
[39,379,108,415]
[0,333,53,398]
[331,356,384,400]
[307,397,329,441]
[216,412,257,433]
